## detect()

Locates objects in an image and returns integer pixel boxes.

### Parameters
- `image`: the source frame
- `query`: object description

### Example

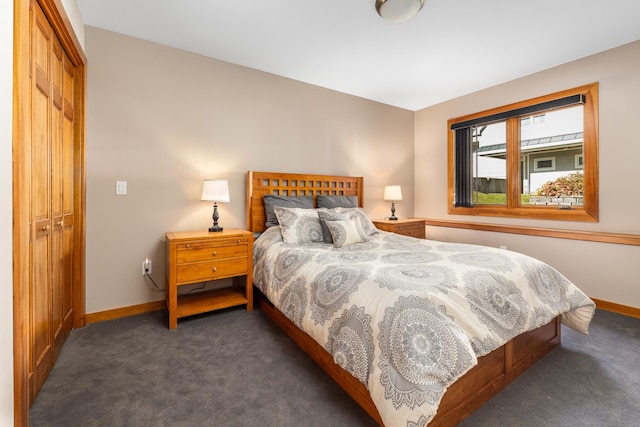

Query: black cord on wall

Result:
[144,273,164,292]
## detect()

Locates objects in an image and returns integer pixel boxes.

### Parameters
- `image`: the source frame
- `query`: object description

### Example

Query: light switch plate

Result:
[116,181,127,195]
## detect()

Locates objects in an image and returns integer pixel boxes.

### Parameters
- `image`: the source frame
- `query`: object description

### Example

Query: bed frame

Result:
[247,171,561,426]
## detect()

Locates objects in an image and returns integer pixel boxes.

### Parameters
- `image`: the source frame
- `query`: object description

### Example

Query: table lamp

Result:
[384,185,402,221]
[201,180,230,232]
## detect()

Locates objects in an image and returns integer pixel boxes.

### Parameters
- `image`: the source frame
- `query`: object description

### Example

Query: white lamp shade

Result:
[376,0,425,23]
[201,180,230,202]
[384,185,403,201]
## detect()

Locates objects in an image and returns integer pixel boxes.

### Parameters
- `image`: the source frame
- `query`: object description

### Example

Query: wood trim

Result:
[38,0,85,66]
[506,116,520,209]
[422,218,640,246]
[12,0,31,423]
[85,301,166,324]
[592,299,640,319]
[72,48,86,329]
[78,296,640,333]
[447,83,599,222]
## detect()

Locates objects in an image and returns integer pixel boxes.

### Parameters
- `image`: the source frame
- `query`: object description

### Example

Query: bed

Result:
[246,171,595,427]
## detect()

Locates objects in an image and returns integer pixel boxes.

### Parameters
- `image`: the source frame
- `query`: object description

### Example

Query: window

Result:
[447,83,598,222]
[534,157,555,171]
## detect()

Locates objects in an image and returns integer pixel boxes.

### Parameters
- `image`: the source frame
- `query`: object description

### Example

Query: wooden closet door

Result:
[29,1,77,404]
[30,3,54,402]
[14,0,85,419]
[58,41,76,353]
[50,32,70,360]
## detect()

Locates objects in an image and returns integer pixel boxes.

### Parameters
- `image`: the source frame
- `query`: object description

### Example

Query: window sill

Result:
[447,205,598,222]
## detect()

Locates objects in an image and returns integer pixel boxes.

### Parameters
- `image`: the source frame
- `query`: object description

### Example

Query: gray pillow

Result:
[316,195,359,209]
[263,195,314,228]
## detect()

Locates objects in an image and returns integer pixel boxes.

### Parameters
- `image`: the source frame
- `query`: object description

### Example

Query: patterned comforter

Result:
[253,226,595,427]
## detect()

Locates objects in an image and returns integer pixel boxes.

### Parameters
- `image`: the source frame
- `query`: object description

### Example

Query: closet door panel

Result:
[32,78,50,221]
[51,34,64,352]
[60,47,75,343]
[31,224,52,399]
[30,3,54,401]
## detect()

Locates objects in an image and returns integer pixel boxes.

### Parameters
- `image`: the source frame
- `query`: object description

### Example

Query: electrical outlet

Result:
[142,258,152,275]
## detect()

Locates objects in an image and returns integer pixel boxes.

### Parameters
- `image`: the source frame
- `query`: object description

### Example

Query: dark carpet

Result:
[29,308,639,426]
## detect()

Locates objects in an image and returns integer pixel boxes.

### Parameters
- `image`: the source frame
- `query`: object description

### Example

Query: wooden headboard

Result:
[246,171,364,233]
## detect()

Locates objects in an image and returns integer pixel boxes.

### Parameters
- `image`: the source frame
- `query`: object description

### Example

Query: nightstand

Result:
[165,229,253,329]
[373,218,426,239]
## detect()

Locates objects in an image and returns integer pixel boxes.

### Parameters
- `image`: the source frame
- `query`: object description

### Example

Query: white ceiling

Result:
[75,0,640,111]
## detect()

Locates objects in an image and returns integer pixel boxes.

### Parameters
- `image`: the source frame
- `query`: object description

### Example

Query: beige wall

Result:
[84,27,415,313]
[415,40,640,309]
[82,26,640,314]
[2,0,14,422]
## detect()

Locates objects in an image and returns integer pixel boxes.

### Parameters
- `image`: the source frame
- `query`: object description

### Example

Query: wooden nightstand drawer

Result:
[394,223,425,238]
[372,219,426,239]
[176,240,249,263]
[176,258,248,283]
[394,223,422,232]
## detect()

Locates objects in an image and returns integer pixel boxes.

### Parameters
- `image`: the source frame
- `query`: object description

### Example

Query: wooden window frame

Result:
[447,83,599,222]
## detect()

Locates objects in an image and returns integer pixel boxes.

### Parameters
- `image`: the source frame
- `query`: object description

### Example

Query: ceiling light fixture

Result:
[375,0,425,23]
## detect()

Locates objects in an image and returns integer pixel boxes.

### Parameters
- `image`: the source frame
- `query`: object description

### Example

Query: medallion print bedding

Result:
[253,226,595,426]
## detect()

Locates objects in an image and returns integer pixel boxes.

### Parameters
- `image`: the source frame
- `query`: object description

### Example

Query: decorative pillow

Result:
[333,207,378,238]
[317,207,377,243]
[317,209,349,243]
[316,195,359,209]
[273,207,324,244]
[326,220,367,247]
[263,195,314,228]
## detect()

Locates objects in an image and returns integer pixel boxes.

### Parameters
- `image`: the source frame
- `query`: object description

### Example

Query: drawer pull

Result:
[185,244,191,248]
[212,267,217,272]
[237,239,241,243]
[212,251,217,256]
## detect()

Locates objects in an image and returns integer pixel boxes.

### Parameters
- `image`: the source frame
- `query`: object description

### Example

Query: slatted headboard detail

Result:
[246,171,364,233]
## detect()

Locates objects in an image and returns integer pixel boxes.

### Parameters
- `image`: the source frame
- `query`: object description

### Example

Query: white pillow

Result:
[327,207,378,239]
[273,207,324,244]
[317,209,348,243]
[326,219,367,247]
[316,208,378,243]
